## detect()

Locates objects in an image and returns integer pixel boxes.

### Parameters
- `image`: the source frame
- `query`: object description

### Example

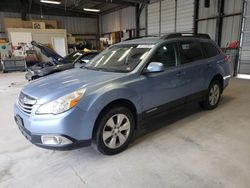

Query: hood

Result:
[22,68,124,104]
[28,61,54,71]
[31,41,68,64]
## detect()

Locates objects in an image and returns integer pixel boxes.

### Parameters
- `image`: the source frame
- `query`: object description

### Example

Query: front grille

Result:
[18,92,36,115]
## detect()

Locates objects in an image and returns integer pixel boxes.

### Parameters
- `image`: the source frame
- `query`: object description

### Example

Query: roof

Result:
[117,33,213,46]
[116,37,161,45]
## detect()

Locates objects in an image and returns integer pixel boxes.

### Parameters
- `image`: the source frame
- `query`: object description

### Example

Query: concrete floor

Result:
[0,72,250,188]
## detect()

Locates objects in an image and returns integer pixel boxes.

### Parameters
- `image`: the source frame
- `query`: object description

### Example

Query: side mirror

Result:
[143,62,164,73]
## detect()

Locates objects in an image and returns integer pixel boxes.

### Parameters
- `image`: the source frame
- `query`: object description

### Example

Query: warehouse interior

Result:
[0,0,250,187]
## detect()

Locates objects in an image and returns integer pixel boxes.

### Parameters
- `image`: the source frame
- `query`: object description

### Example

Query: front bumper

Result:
[25,71,37,81]
[14,104,94,150]
[15,117,91,150]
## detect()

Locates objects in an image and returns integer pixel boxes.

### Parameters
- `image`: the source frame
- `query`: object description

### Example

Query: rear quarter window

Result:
[202,42,220,58]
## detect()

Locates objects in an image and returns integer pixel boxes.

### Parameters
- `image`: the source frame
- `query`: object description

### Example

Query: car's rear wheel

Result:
[94,106,135,155]
[200,80,222,110]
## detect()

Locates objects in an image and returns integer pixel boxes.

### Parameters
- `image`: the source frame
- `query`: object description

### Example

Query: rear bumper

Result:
[223,75,231,89]
[15,115,91,150]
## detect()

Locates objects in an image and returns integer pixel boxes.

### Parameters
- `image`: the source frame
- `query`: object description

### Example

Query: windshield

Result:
[64,51,83,63]
[84,45,151,72]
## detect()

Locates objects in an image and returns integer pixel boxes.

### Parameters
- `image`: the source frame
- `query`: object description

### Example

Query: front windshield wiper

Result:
[81,65,127,73]
[80,66,109,72]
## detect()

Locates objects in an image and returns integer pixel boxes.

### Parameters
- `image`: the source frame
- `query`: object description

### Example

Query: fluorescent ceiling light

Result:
[40,0,61,4]
[83,8,100,12]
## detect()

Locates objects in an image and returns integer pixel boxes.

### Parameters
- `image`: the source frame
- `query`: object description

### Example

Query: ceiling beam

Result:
[89,0,136,7]
[0,0,98,18]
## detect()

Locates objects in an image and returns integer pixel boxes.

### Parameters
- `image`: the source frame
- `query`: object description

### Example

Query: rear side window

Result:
[202,42,220,58]
[179,41,203,64]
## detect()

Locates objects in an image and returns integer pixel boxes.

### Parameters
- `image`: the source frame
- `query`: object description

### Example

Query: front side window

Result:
[202,42,220,58]
[84,45,151,72]
[150,43,177,69]
[180,40,204,64]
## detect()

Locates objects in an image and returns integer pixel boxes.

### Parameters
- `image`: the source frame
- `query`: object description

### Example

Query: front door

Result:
[140,42,191,115]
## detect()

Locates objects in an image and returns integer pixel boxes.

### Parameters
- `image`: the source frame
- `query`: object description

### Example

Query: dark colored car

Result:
[25,41,98,81]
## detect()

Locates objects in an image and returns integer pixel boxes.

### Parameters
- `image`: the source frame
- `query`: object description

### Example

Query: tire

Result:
[200,80,222,110]
[94,106,135,155]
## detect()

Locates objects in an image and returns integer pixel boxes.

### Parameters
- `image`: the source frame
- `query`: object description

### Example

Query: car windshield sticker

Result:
[137,44,155,49]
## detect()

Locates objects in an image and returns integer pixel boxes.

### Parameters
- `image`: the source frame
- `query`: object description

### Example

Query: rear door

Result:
[200,41,228,89]
[177,39,207,99]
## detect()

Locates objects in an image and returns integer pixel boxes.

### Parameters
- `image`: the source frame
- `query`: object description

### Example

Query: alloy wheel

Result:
[102,114,131,149]
[209,84,220,106]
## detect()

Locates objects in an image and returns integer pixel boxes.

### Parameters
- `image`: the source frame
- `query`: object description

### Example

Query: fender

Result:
[86,84,142,114]
[204,59,228,89]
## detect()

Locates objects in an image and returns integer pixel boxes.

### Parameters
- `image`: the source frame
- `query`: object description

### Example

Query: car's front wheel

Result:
[200,80,222,110]
[94,106,135,155]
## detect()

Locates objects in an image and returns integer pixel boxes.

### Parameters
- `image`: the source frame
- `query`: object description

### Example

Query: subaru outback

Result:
[14,33,231,155]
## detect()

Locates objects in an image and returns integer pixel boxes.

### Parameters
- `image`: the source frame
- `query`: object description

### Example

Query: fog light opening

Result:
[41,135,73,145]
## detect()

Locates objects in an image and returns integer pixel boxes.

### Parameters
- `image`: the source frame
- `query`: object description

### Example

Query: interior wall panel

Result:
[161,0,175,34]
[101,7,136,34]
[197,19,217,40]
[148,0,194,36]
[176,0,194,32]
[147,2,160,35]
[224,0,243,14]
[221,15,241,47]
[198,0,218,19]
[0,12,98,35]
[101,11,120,33]
[239,0,250,74]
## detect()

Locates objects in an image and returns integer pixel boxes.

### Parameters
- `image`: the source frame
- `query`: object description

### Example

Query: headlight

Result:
[36,88,86,115]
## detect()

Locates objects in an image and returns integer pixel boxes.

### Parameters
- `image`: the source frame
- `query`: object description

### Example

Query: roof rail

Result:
[124,35,158,41]
[161,33,211,40]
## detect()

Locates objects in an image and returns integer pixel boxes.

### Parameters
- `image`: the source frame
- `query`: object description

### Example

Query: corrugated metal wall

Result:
[197,19,217,39]
[161,0,175,34]
[0,12,98,35]
[101,7,136,34]
[221,0,243,47]
[197,0,243,47]
[197,0,218,40]
[139,6,146,36]
[148,2,160,35]
[176,0,194,32]
[239,0,250,74]
[147,0,194,36]
[0,12,20,38]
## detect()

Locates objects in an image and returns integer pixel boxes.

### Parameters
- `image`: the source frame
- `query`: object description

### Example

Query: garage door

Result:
[239,0,250,74]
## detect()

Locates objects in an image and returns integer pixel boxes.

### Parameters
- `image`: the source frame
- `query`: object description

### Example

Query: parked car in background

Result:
[25,41,99,81]
[14,33,231,155]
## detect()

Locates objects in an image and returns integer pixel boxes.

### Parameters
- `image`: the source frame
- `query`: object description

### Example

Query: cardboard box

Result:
[32,22,46,29]
[4,18,58,30]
